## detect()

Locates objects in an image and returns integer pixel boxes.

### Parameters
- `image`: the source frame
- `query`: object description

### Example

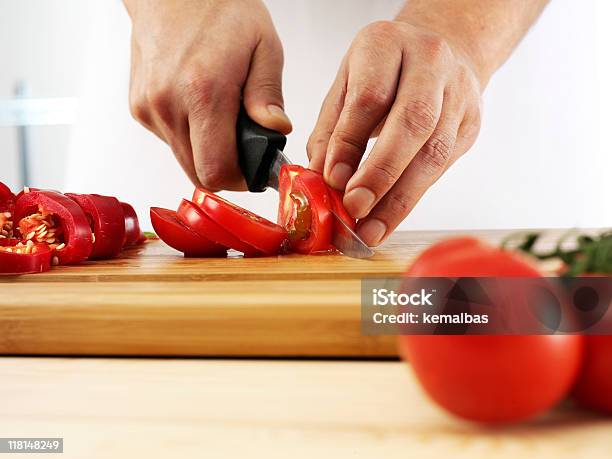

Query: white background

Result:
[1,0,610,231]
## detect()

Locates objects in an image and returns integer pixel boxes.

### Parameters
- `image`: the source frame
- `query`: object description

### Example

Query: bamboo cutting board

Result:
[0,229,569,357]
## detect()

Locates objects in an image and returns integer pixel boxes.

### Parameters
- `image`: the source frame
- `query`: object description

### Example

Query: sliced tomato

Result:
[0,238,53,275]
[14,190,94,265]
[67,193,126,260]
[192,188,287,255]
[176,199,260,257]
[151,207,227,257]
[121,202,146,247]
[0,181,15,212]
[277,165,335,254]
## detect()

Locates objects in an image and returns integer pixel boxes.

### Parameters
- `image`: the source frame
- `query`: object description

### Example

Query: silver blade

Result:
[330,209,375,259]
[267,149,292,191]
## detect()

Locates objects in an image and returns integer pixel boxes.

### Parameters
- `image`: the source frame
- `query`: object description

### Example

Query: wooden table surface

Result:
[1,357,610,459]
[0,229,572,357]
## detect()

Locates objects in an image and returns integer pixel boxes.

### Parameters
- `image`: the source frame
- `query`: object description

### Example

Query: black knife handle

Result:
[236,106,287,192]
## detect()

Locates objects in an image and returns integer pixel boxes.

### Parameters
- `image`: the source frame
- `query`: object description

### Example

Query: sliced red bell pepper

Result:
[14,190,94,265]
[0,238,52,275]
[192,188,288,255]
[277,165,337,254]
[121,202,146,247]
[0,182,16,239]
[67,193,126,260]
[151,207,227,257]
[177,199,261,257]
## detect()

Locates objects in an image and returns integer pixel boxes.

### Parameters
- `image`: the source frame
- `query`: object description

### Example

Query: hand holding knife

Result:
[236,107,374,259]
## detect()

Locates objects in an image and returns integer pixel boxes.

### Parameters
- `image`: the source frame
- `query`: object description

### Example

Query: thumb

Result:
[243,37,292,134]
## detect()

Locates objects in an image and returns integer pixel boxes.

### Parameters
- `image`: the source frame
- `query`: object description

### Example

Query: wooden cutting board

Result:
[0,229,570,357]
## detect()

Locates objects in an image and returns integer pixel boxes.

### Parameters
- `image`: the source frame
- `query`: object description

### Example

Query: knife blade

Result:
[236,107,375,259]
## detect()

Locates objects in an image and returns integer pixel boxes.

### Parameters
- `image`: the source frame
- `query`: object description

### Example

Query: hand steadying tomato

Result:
[177,199,261,257]
[67,193,126,259]
[277,165,355,254]
[192,188,287,255]
[0,238,53,274]
[14,190,94,265]
[151,207,227,257]
[399,237,585,423]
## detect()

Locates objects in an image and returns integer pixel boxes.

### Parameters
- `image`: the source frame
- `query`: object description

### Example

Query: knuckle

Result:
[350,85,392,111]
[419,131,455,173]
[306,132,329,157]
[386,190,414,217]
[332,128,367,154]
[396,99,438,137]
[368,157,403,189]
[181,73,217,109]
[196,162,227,191]
[420,34,450,62]
[129,94,148,123]
[362,20,397,40]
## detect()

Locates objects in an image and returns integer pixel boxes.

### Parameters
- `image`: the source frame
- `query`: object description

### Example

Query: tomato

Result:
[14,190,94,265]
[67,193,126,259]
[399,237,585,423]
[0,181,15,211]
[572,334,612,414]
[0,238,53,275]
[192,188,288,255]
[277,165,335,254]
[151,207,227,257]
[177,199,260,257]
[121,202,146,247]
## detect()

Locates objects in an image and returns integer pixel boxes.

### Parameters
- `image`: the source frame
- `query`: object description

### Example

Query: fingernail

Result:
[327,162,353,190]
[357,219,387,247]
[267,104,292,127]
[343,187,376,219]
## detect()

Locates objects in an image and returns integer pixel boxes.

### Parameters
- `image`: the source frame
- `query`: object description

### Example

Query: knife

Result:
[236,107,374,259]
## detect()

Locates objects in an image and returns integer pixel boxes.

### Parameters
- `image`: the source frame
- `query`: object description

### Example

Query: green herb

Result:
[143,231,158,240]
[502,230,612,276]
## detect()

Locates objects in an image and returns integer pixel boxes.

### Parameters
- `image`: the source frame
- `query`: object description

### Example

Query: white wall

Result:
[1,0,610,231]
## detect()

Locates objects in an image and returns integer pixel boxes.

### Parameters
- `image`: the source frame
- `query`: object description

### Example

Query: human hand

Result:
[307,21,483,246]
[125,0,291,190]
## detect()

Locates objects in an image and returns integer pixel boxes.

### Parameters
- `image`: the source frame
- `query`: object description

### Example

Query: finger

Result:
[167,118,201,188]
[323,45,401,191]
[186,79,246,191]
[343,60,446,219]
[357,101,465,246]
[243,34,292,134]
[306,61,348,173]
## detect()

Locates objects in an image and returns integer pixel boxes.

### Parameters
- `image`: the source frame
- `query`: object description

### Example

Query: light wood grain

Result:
[0,229,587,357]
[0,357,610,459]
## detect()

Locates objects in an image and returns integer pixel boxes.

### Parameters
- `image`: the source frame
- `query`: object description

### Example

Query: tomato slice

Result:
[0,181,15,212]
[151,207,227,257]
[14,190,94,265]
[176,199,261,257]
[121,202,146,247]
[192,188,288,255]
[67,193,126,260]
[277,165,335,254]
[0,238,53,275]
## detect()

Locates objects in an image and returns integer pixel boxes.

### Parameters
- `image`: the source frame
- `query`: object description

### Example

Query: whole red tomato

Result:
[572,335,612,414]
[399,237,584,423]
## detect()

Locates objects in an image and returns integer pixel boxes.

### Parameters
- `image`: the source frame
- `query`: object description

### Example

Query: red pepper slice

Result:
[192,188,288,255]
[151,207,227,257]
[121,202,146,247]
[177,199,261,257]
[0,182,16,240]
[67,193,126,260]
[14,190,94,265]
[0,238,52,275]
[277,165,337,254]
